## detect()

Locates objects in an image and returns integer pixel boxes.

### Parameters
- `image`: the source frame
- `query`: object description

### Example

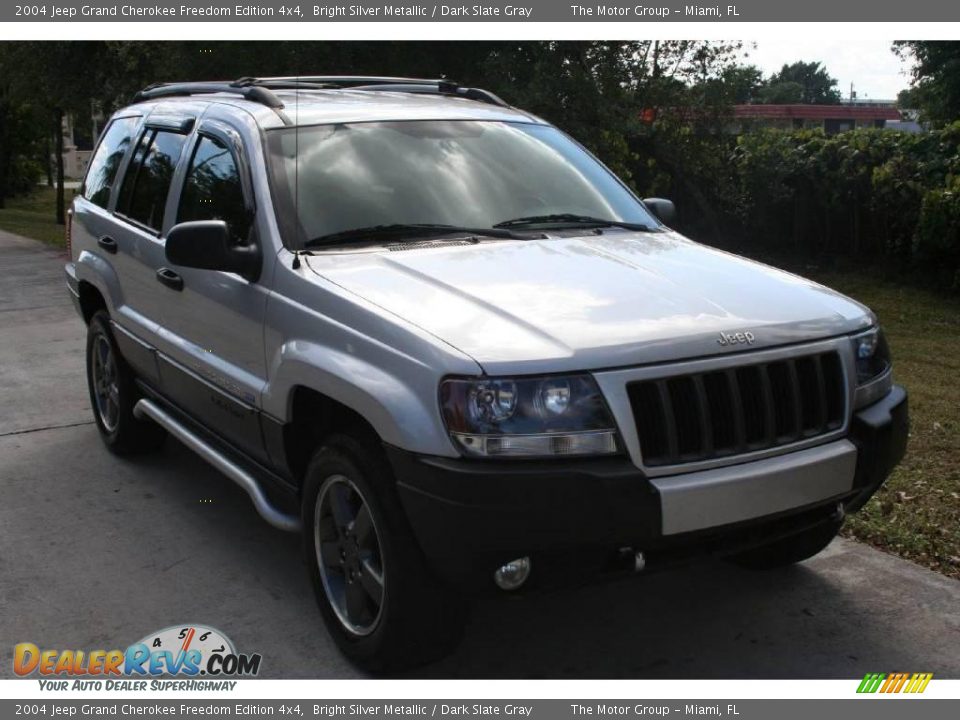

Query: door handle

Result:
[155,267,184,292]
[97,236,118,254]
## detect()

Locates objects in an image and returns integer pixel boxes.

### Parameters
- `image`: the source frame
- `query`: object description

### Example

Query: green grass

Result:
[0,187,66,248]
[812,271,960,579]
[1,195,957,578]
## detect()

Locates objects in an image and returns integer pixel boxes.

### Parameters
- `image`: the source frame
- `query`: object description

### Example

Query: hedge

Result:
[633,122,960,291]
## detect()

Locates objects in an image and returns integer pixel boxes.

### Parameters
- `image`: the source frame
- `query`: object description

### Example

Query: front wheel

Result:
[302,433,466,672]
[727,517,843,570]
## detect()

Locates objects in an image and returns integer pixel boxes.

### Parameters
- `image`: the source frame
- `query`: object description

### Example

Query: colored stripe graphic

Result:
[857,672,932,693]
[857,673,885,693]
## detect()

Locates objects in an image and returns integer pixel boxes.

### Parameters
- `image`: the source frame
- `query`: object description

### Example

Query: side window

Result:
[177,135,251,244]
[83,117,139,208]
[116,129,187,232]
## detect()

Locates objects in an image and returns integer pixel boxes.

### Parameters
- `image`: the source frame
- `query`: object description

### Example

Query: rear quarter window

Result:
[82,116,139,208]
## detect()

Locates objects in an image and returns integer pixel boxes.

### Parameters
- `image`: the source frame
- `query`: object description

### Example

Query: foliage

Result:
[650,123,960,291]
[914,182,960,289]
[0,92,43,206]
[894,41,960,126]
[763,60,842,104]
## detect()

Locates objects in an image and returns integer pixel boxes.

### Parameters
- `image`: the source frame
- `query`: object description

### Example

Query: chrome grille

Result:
[627,351,845,467]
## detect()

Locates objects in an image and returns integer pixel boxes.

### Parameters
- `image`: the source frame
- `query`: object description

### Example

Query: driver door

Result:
[150,119,271,464]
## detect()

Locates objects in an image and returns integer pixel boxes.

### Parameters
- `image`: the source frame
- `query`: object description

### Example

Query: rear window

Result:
[116,129,187,231]
[82,117,139,208]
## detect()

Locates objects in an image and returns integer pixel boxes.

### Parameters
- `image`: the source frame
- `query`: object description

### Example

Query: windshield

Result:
[266,120,658,247]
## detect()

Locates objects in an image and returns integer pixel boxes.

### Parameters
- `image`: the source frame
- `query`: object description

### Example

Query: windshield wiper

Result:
[304,223,524,248]
[493,213,655,232]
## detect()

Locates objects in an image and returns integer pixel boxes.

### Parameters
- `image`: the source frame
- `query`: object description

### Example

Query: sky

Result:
[744,38,914,101]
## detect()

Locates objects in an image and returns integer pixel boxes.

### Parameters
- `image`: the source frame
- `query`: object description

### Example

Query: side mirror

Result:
[165,220,260,282]
[643,198,677,226]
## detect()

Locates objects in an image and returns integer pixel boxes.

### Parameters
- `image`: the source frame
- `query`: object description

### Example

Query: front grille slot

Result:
[628,351,845,467]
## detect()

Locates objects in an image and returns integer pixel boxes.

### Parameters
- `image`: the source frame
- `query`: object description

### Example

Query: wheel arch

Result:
[282,385,383,487]
[74,250,122,321]
[264,344,461,486]
[77,280,107,324]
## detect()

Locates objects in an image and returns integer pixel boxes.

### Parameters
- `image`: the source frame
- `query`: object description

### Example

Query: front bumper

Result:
[391,385,908,591]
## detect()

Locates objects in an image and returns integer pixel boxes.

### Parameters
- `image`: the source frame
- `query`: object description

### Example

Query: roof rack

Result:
[133,76,510,110]
[133,81,286,109]
[263,76,510,107]
[258,75,448,87]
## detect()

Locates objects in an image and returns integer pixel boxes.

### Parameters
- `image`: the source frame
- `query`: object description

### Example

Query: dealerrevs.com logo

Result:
[14,625,261,689]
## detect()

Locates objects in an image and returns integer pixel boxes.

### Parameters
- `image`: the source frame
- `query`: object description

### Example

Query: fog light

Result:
[493,557,531,590]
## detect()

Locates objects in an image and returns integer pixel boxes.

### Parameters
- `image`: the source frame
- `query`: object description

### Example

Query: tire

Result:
[86,310,166,454]
[302,432,466,672]
[727,517,843,570]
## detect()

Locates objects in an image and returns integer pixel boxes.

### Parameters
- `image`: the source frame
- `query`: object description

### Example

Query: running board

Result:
[133,398,301,532]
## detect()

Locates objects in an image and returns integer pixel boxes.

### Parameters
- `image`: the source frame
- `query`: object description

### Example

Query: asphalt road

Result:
[1,228,959,679]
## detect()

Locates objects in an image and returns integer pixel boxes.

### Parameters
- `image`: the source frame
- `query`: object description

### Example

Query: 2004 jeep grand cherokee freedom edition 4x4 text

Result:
[65,76,909,671]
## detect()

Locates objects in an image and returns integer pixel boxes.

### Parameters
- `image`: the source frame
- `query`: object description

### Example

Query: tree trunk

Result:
[55,107,65,226]
[45,134,53,187]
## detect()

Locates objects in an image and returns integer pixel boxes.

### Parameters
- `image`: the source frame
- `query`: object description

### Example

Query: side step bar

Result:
[133,398,301,533]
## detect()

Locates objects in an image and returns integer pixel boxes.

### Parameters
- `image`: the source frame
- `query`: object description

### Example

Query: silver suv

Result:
[65,76,908,671]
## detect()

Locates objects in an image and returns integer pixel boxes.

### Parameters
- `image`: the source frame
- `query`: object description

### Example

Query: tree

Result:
[0,46,44,208]
[894,41,960,126]
[2,42,116,224]
[897,86,922,110]
[759,81,804,104]
[719,64,765,104]
[763,61,841,104]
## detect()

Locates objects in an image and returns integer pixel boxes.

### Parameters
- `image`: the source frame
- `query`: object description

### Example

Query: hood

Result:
[305,232,873,375]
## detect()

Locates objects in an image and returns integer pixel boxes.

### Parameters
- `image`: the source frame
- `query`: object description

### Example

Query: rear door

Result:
[149,119,271,463]
[71,114,142,321]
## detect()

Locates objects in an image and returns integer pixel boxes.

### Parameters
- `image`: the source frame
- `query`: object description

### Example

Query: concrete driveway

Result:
[1,228,958,679]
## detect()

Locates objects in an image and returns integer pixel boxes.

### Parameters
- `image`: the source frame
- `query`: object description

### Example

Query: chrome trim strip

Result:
[133,398,301,532]
[651,439,857,535]
[593,336,855,477]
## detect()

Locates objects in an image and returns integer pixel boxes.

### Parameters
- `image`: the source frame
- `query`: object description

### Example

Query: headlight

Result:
[852,327,892,408]
[439,374,620,458]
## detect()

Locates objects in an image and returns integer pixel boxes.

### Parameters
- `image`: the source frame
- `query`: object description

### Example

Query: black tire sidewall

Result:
[303,443,395,661]
[85,310,164,454]
[86,311,127,445]
[302,434,464,672]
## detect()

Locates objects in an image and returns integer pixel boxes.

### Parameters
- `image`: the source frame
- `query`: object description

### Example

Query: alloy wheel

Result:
[92,334,120,432]
[314,475,386,636]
